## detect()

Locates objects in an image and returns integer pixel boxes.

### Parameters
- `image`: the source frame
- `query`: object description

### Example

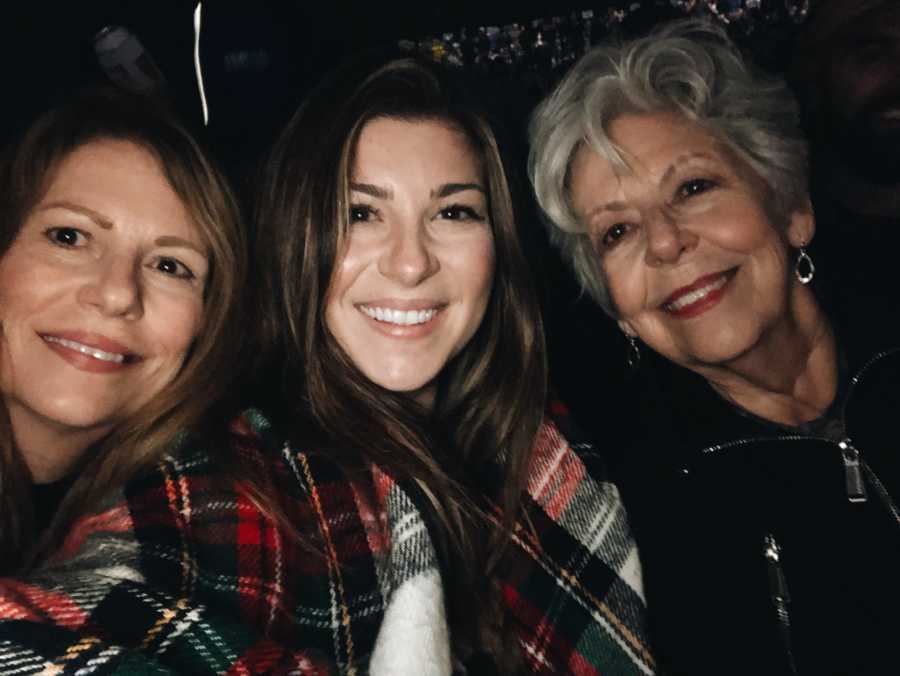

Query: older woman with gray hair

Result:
[529,19,900,676]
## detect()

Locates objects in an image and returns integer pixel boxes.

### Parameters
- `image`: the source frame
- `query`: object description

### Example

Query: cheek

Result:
[324,256,355,335]
[461,238,496,310]
[603,260,642,317]
[155,300,204,361]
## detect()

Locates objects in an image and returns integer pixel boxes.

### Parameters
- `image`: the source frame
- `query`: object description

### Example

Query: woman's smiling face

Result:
[569,111,814,372]
[0,139,207,472]
[325,116,495,405]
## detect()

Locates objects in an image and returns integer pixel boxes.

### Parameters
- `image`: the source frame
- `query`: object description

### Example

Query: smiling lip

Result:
[357,300,446,337]
[661,269,736,319]
[40,331,139,373]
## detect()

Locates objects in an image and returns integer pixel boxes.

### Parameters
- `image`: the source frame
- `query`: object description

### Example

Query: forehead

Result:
[573,112,722,179]
[42,139,203,242]
[569,112,747,206]
[352,116,481,178]
[50,139,161,186]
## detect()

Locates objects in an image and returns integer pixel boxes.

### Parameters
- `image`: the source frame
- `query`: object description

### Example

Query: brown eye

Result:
[677,178,716,200]
[349,205,376,223]
[438,204,484,221]
[45,227,87,247]
[601,223,631,248]
[154,256,195,280]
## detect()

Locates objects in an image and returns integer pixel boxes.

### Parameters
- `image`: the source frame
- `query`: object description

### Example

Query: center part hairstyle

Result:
[255,55,546,653]
[528,18,809,315]
[0,87,247,572]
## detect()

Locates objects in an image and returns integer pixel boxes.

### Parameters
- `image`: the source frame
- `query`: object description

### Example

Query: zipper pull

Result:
[763,533,797,674]
[839,439,868,503]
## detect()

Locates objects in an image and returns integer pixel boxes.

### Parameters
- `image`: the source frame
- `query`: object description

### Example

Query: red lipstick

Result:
[661,268,735,319]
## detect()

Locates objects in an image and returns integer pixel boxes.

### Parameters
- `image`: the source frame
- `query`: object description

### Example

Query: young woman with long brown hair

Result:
[0,64,651,673]
[251,55,654,674]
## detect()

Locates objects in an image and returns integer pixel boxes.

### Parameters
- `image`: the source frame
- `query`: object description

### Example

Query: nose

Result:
[377,222,440,286]
[77,257,144,319]
[644,208,698,267]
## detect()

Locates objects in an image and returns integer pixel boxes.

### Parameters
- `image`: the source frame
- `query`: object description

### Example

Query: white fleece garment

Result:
[369,569,451,676]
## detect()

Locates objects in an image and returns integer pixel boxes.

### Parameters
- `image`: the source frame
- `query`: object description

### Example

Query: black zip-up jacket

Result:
[609,326,900,675]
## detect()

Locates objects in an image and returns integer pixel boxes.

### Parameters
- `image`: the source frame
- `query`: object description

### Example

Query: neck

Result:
[7,406,109,484]
[697,283,838,426]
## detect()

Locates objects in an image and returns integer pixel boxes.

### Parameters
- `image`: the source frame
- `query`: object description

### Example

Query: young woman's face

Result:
[325,117,496,405]
[0,139,208,469]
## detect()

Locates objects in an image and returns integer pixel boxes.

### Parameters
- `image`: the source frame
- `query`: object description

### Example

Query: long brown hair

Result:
[0,87,247,572]
[254,55,546,661]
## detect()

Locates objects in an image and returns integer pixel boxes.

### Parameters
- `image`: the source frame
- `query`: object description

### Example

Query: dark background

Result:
[1,1,809,423]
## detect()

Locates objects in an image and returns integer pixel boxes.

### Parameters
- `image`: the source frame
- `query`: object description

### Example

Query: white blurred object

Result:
[94,25,166,93]
[194,2,208,125]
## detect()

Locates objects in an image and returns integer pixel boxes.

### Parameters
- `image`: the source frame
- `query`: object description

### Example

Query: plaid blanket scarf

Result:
[0,406,653,674]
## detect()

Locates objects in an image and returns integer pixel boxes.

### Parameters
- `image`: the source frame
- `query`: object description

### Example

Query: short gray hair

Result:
[528,19,809,314]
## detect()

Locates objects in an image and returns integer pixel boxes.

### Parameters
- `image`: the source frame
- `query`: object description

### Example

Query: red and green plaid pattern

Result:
[500,402,655,674]
[0,409,445,674]
[0,406,653,674]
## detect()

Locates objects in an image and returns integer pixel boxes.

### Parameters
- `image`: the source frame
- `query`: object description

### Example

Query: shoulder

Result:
[527,405,633,555]
[506,404,654,674]
[21,406,447,673]
[536,400,609,478]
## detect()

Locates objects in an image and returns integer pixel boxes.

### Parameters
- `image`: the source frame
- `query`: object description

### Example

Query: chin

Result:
[44,407,117,431]
[363,366,438,402]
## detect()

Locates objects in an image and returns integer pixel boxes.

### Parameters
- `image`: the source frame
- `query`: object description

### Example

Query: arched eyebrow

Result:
[155,236,206,255]
[350,182,392,199]
[580,151,716,221]
[350,182,486,200]
[659,151,715,186]
[432,182,485,198]
[39,200,205,255]
[38,201,113,229]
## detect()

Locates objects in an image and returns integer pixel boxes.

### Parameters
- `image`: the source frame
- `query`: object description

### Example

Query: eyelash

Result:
[45,227,195,281]
[349,204,378,223]
[600,223,631,249]
[349,203,486,223]
[152,256,195,280]
[45,226,89,248]
[438,204,485,221]
[676,177,717,201]
[597,177,717,250]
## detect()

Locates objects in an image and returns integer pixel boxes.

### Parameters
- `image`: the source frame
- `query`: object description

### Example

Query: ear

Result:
[618,318,637,338]
[786,199,816,248]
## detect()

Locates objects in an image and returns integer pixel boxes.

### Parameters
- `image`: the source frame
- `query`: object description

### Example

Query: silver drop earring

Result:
[626,334,641,371]
[795,245,815,284]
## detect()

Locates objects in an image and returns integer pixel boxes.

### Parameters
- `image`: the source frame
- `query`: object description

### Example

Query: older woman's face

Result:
[325,117,495,405]
[569,112,813,371]
[0,139,208,461]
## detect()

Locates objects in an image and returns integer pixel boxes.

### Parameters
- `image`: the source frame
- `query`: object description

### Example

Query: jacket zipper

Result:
[838,439,867,502]
[763,533,797,675]
[701,434,869,505]
[835,348,900,505]
[698,349,900,505]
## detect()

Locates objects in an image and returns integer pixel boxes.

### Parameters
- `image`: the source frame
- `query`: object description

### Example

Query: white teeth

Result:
[360,305,438,326]
[44,336,126,363]
[665,275,729,312]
